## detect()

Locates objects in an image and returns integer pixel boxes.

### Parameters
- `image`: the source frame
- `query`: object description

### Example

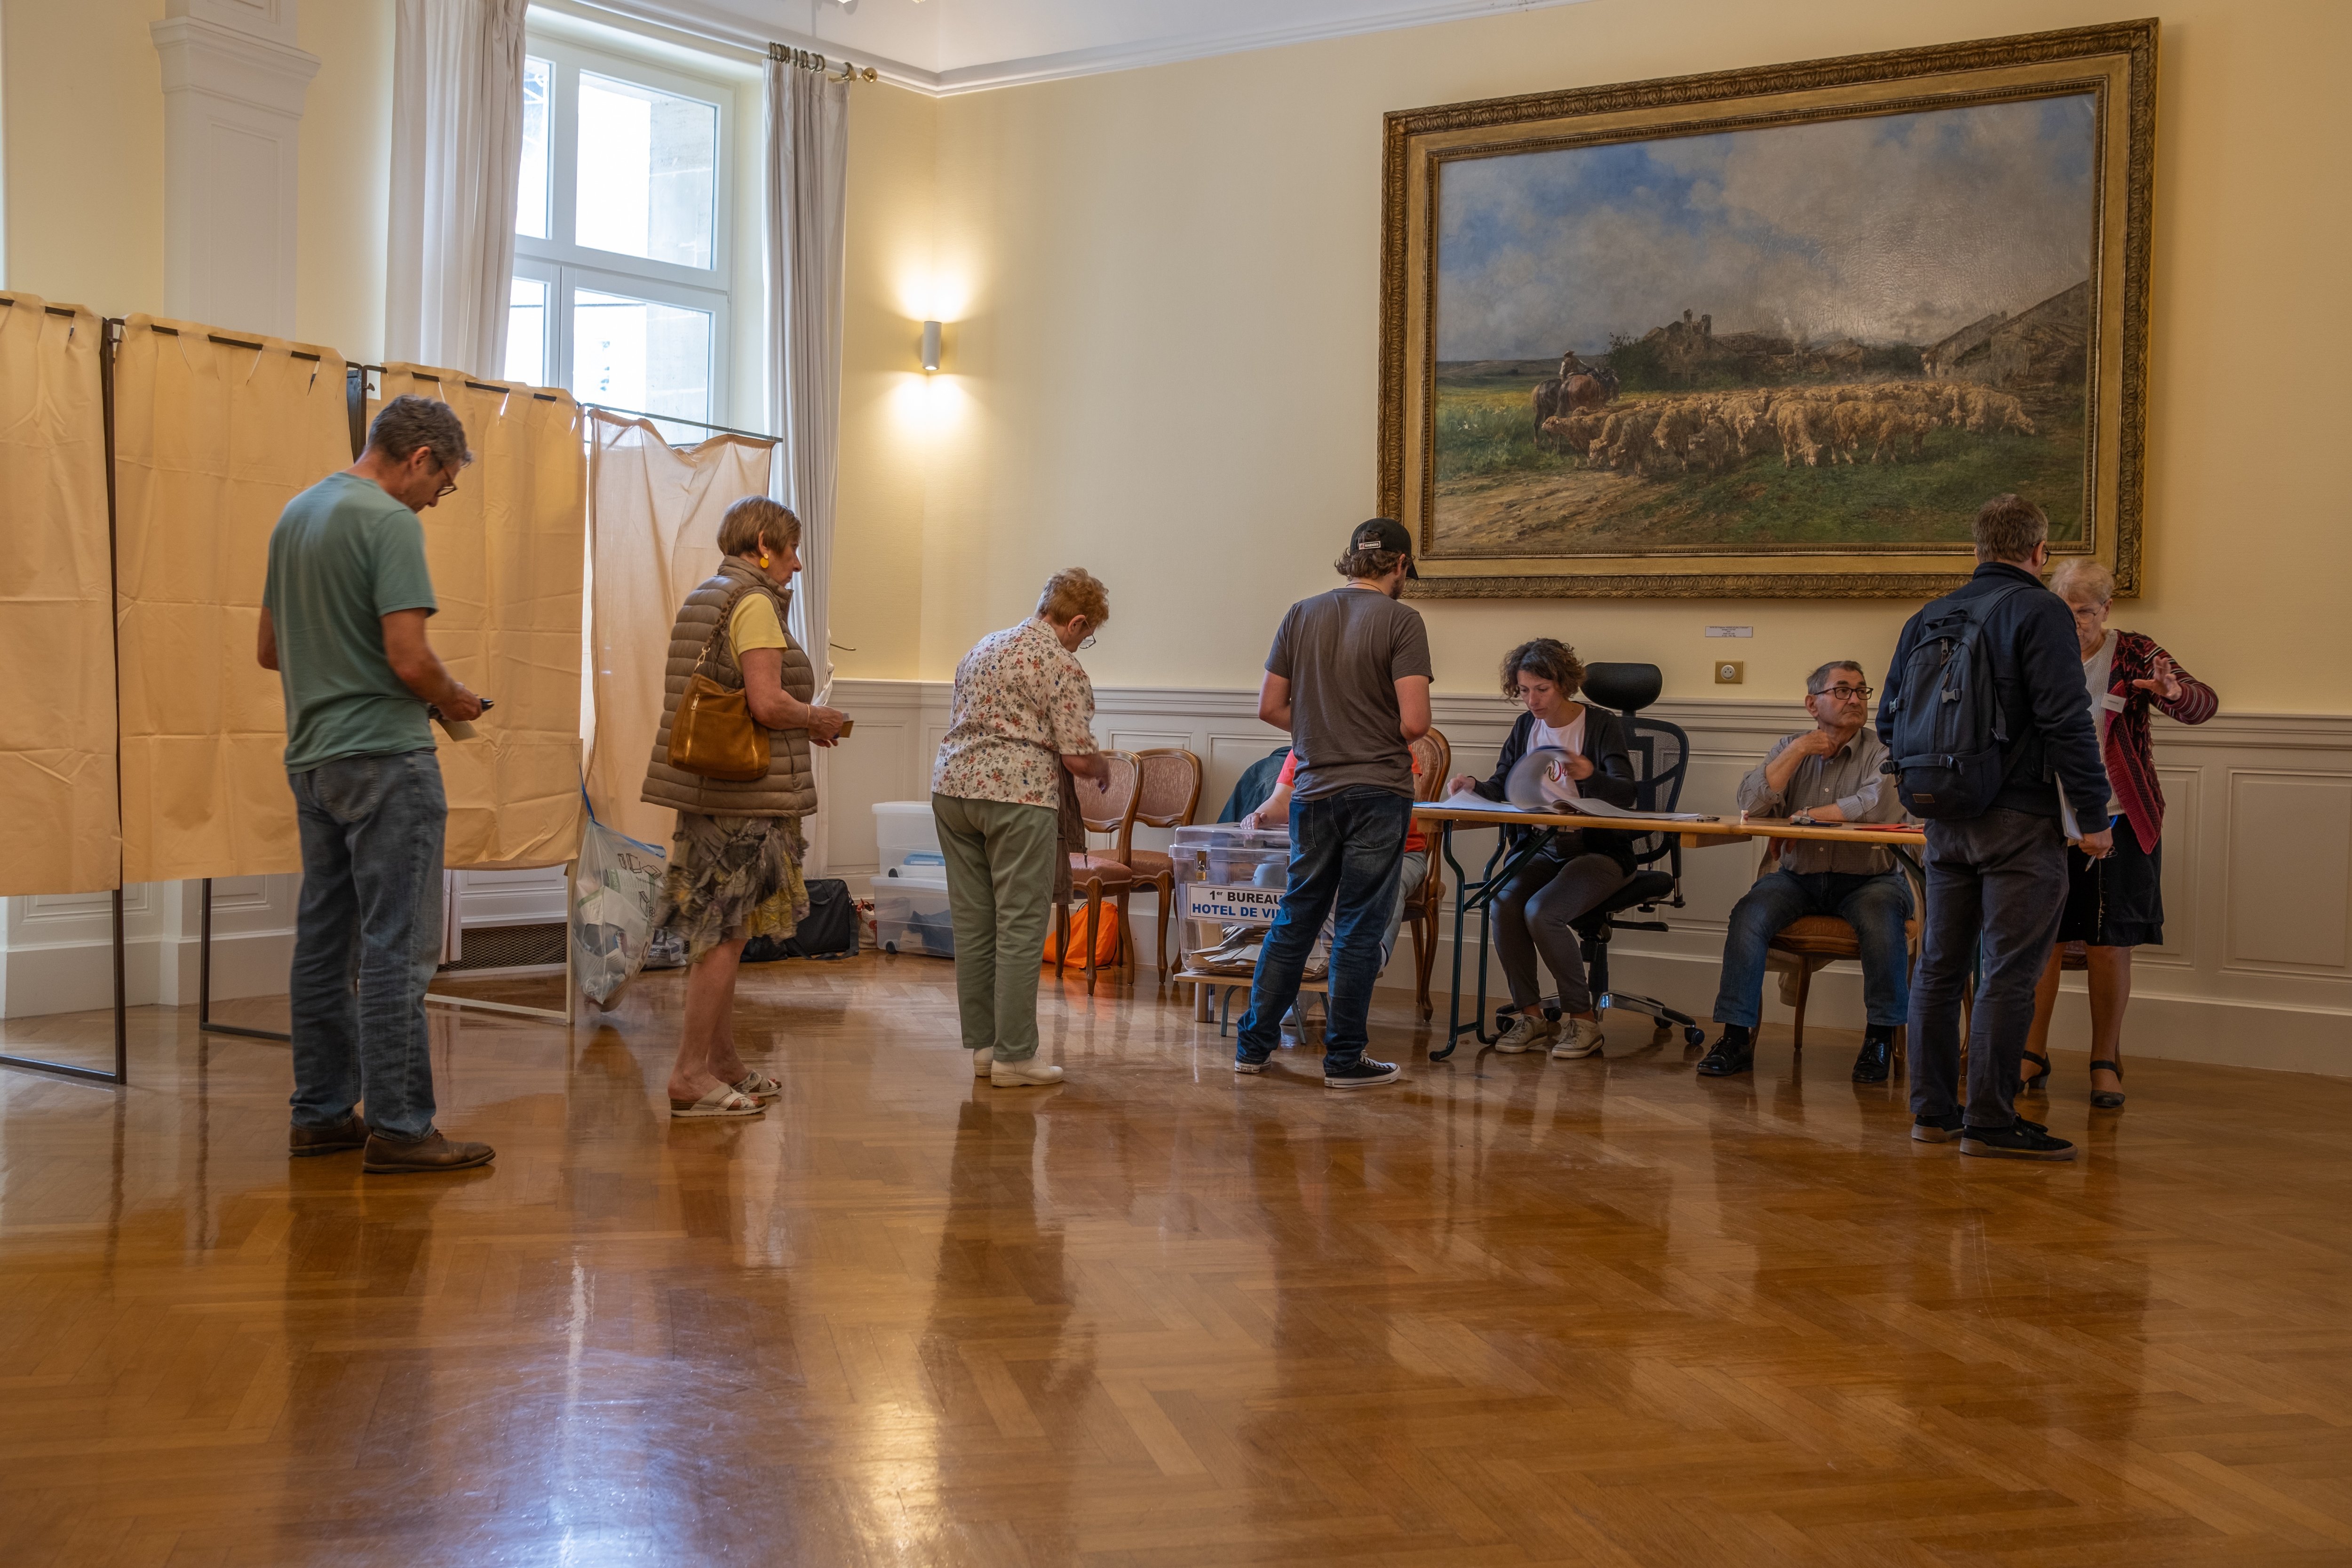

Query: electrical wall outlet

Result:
[1715,661,1745,685]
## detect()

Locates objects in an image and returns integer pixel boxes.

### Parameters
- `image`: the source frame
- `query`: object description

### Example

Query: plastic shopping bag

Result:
[572,809,667,1009]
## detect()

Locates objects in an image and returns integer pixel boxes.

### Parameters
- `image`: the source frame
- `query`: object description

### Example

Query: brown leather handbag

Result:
[666,593,771,781]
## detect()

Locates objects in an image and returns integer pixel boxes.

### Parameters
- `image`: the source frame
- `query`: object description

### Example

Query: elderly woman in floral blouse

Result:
[2021,559,2218,1108]
[931,569,1111,1088]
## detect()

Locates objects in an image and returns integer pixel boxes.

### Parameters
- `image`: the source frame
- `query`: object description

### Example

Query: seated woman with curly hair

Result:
[1446,638,1638,1060]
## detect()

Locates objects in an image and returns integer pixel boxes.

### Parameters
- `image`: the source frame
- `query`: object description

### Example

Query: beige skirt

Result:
[655,812,810,963]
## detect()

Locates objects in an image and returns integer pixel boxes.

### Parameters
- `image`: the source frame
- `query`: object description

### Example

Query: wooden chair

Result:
[1759,840,1925,1056]
[1402,728,1452,1021]
[1110,748,1202,975]
[1059,751,1140,995]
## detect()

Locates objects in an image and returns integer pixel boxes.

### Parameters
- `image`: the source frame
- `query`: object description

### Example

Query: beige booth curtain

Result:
[583,412,778,851]
[0,295,118,895]
[373,366,585,868]
[114,316,353,883]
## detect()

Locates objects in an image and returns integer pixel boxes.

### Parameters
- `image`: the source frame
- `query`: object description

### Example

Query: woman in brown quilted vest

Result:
[642,497,847,1117]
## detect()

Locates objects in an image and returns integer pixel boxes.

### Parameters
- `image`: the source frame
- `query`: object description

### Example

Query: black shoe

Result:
[1323,1057,1401,1089]
[1695,1028,1753,1077]
[1851,1035,1893,1083]
[1911,1111,1965,1143]
[2018,1049,2051,1096]
[1960,1119,2076,1161]
[1915,1109,2047,1142]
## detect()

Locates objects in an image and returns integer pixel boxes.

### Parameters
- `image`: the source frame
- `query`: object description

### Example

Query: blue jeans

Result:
[1711,868,1914,1030]
[1237,787,1412,1070]
[287,749,448,1139]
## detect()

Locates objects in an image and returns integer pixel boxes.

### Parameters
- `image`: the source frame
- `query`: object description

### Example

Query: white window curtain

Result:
[763,59,850,707]
[386,0,529,376]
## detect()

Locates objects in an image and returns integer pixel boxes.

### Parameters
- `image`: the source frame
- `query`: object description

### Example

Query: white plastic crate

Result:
[869,868,954,958]
[874,800,945,874]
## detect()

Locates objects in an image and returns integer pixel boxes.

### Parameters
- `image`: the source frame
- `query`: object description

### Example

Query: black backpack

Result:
[741,877,858,962]
[1883,581,2031,820]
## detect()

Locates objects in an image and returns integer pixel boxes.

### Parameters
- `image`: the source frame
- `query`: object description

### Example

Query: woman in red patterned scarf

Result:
[2021,559,2217,1108]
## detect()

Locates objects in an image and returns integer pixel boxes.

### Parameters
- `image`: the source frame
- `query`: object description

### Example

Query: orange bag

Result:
[1043,905,1121,968]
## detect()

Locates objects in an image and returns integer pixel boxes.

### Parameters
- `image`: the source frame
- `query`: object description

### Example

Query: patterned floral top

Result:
[931,618,1101,808]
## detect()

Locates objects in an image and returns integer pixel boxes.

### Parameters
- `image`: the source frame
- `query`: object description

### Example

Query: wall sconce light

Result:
[921,320,942,373]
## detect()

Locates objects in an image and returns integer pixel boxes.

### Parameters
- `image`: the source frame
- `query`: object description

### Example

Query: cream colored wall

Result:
[1,0,388,349]
[2,0,165,313]
[830,81,937,681]
[295,0,393,358]
[842,0,2352,713]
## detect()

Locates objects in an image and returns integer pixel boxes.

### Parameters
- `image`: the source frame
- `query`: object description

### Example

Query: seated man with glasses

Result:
[1697,660,1915,1084]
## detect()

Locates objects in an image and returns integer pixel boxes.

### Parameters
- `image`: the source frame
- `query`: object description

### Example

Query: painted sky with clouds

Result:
[1437,96,2096,361]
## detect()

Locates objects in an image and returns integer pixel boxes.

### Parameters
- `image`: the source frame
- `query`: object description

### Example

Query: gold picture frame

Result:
[1380,21,2157,599]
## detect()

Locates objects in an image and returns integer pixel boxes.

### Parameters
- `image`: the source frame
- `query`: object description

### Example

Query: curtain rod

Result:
[137,321,324,364]
[0,296,81,319]
[585,403,780,443]
[363,365,562,403]
[768,42,877,82]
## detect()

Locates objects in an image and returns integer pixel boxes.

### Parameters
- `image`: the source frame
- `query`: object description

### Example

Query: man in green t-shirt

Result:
[259,396,493,1175]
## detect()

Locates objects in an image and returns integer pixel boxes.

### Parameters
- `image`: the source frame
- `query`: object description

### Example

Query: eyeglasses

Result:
[1078,634,1097,650]
[1813,684,1873,701]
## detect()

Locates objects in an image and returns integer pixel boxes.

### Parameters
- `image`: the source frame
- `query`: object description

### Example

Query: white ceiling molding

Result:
[930,0,1592,95]
[558,0,1591,96]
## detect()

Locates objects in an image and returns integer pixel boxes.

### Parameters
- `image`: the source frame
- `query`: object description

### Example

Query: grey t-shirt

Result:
[1265,586,1433,801]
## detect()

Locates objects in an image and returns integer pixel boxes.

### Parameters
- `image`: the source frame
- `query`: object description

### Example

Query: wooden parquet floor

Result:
[3,956,2351,1567]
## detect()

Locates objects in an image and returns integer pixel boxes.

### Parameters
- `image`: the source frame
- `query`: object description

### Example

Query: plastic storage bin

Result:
[874,800,945,873]
[870,867,954,957]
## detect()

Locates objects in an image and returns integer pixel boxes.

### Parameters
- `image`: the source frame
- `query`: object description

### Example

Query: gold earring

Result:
[759,548,771,569]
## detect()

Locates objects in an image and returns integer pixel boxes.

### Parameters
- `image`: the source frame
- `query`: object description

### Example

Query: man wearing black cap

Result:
[1232,518,1433,1087]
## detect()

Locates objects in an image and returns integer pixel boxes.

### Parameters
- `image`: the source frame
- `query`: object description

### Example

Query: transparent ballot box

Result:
[1169,824,1330,1027]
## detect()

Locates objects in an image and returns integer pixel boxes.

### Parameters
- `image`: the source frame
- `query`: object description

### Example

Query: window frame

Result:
[512,32,740,427]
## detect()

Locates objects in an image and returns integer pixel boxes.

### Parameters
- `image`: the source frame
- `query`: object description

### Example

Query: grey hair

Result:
[2048,558,2115,604]
[365,394,472,471]
[1805,660,1867,695]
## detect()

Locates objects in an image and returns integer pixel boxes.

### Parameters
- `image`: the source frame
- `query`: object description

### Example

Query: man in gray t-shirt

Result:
[1234,519,1434,1088]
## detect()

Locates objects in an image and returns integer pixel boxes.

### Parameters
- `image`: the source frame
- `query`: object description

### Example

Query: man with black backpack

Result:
[1879,494,2112,1161]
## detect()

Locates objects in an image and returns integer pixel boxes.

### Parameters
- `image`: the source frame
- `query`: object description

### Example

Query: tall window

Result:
[508,37,736,436]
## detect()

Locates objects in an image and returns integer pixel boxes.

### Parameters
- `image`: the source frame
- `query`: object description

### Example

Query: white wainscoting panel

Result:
[2224,772,2352,976]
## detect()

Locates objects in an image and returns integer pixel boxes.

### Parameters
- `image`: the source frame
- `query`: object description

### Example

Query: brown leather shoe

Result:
[289,1114,370,1158]
[362,1129,495,1175]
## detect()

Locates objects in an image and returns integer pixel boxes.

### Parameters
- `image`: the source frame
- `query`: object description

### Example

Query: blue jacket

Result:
[1878,561,2110,821]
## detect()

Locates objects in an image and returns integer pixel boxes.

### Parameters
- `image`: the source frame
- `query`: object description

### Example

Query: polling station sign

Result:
[1184,883,1284,923]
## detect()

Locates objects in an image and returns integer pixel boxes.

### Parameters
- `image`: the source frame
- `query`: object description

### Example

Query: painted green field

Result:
[1431,374,2088,555]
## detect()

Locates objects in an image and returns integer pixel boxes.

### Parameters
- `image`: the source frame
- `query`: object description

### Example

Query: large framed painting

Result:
[1379,21,2156,598]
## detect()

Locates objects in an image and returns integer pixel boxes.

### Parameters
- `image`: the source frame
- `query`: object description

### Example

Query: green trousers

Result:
[932,793,1058,1062]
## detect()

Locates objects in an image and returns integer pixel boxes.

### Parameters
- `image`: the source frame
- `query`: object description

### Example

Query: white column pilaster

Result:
[149,0,320,336]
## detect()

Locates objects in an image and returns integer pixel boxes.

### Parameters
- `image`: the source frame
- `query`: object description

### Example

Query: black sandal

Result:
[2018,1050,2051,1096]
[2089,1059,2126,1109]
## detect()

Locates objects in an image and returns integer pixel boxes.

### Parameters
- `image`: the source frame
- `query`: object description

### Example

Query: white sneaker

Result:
[1550,1017,1605,1059]
[991,1057,1064,1088]
[1494,1014,1553,1054]
[973,1047,993,1077]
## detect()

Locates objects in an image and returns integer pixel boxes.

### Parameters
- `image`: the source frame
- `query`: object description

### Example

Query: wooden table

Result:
[1413,801,1926,1060]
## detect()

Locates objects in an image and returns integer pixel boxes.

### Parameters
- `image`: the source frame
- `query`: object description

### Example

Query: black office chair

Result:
[1570,663,1708,1048]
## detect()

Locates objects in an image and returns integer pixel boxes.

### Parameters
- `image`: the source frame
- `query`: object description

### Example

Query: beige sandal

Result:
[731,1070,784,1102]
[669,1084,765,1119]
